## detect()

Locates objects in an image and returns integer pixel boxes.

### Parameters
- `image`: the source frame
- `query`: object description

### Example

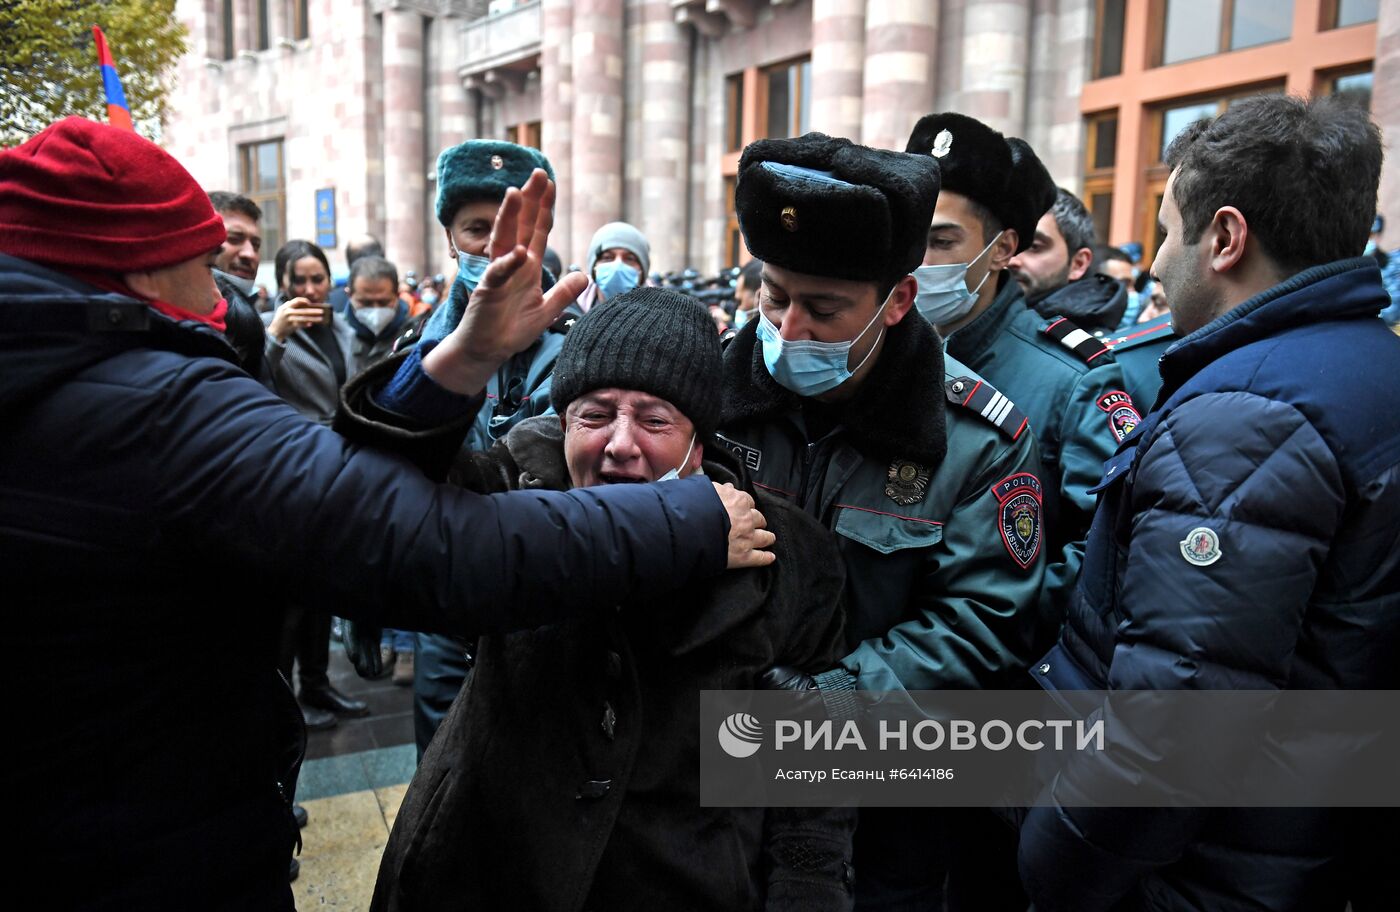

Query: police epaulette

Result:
[549,312,580,334]
[1041,316,1111,364]
[1106,313,1175,350]
[945,376,1029,441]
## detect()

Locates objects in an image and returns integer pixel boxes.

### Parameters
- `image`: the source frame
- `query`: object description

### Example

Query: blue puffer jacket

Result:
[1019,258,1400,912]
[0,255,728,910]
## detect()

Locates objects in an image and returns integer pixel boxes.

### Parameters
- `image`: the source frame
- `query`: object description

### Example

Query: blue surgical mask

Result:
[733,307,753,330]
[757,289,891,397]
[1365,240,1378,255]
[656,433,699,482]
[912,231,1002,326]
[455,248,491,292]
[595,261,640,300]
[420,289,439,307]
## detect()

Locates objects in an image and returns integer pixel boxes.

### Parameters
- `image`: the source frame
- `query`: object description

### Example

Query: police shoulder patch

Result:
[945,376,1029,441]
[991,473,1042,570]
[1095,389,1143,443]
[1042,315,1111,365]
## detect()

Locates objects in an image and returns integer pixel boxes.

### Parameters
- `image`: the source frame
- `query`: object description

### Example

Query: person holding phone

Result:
[261,239,355,428]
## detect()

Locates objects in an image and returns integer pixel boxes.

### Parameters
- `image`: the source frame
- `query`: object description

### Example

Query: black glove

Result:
[341,618,384,679]
[760,665,819,692]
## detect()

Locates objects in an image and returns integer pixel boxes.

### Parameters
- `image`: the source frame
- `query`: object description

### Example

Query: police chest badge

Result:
[1096,390,1143,444]
[992,473,1042,569]
[885,460,930,506]
[1180,527,1223,567]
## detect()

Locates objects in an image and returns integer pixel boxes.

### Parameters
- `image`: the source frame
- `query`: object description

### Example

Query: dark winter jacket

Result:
[1029,272,1129,335]
[333,354,856,911]
[0,254,732,911]
[1018,258,1400,912]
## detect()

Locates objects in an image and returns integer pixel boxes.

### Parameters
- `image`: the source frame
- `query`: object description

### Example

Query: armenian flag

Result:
[92,26,135,133]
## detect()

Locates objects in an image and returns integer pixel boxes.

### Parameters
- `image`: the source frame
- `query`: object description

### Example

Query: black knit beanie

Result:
[549,287,722,437]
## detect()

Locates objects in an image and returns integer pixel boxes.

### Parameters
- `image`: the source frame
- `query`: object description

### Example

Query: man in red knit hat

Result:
[0,118,775,909]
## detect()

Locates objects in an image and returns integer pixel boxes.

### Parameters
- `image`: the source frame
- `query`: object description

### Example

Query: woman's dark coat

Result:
[338,356,857,912]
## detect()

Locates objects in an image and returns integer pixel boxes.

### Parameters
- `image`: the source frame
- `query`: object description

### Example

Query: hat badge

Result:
[932,130,953,158]
[780,206,799,232]
[490,154,505,170]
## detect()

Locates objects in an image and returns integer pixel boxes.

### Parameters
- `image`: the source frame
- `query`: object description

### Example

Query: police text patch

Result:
[1096,390,1142,443]
[714,434,762,473]
[992,473,1043,570]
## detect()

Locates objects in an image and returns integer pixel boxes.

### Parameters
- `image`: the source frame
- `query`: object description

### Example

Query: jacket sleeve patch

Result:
[1096,390,1143,443]
[991,473,1042,570]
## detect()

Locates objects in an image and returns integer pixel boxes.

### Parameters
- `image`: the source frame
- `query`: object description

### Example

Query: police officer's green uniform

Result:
[1106,311,1177,411]
[945,275,1140,633]
[907,113,1142,638]
[723,131,1048,911]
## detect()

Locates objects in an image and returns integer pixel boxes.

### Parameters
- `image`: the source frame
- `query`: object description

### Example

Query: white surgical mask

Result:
[912,231,1002,326]
[657,433,698,482]
[757,288,892,397]
[355,306,396,335]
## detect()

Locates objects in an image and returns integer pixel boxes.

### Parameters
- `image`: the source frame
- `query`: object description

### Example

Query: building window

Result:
[1159,0,1294,66]
[1084,112,1118,244]
[763,58,810,139]
[240,139,285,263]
[293,0,309,41]
[1094,0,1126,78]
[1158,100,1218,160]
[1327,67,1374,109]
[508,121,542,149]
[1329,0,1378,28]
[256,0,270,51]
[221,0,235,59]
[724,73,745,153]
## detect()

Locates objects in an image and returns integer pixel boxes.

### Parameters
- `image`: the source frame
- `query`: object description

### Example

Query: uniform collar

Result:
[944,272,1022,366]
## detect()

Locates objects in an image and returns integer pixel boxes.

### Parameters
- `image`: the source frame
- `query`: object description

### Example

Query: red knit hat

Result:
[0,117,227,273]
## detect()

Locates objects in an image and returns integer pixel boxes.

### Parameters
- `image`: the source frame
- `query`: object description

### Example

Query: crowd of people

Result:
[1,85,1397,912]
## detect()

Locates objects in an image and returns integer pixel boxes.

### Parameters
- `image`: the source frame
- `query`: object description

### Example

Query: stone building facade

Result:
[165,0,1396,281]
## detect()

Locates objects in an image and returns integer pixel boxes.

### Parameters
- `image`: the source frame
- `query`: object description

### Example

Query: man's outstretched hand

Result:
[716,482,777,569]
[423,169,589,395]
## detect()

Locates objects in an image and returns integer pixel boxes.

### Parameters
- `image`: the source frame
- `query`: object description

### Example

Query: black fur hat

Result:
[735,132,940,284]
[905,113,1055,254]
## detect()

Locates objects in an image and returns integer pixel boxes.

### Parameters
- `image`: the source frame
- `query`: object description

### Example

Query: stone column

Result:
[1374,0,1400,233]
[960,0,1033,137]
[570,0,625,265]
[636,0,690,274]
[861,0,940,151]
[1025,0,1092,185]
[542,0,575,264]
[810,0,867,140]
[382,5,427,274]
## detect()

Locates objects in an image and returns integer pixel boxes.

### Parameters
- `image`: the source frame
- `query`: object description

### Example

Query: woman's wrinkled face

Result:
[286,255,330,304]
[561,389,702,488]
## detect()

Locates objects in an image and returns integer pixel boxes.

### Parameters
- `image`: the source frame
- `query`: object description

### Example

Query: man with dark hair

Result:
[1008,187,1127,333]
[329,233,387,311]
[907,113,1139,658]
[1020,93,1399,912]
[721,131,1048,910]
[207,191,270,374]
[344,255,412,371]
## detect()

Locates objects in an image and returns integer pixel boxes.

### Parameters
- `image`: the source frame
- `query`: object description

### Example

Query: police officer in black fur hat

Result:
[720,131,1050,912]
